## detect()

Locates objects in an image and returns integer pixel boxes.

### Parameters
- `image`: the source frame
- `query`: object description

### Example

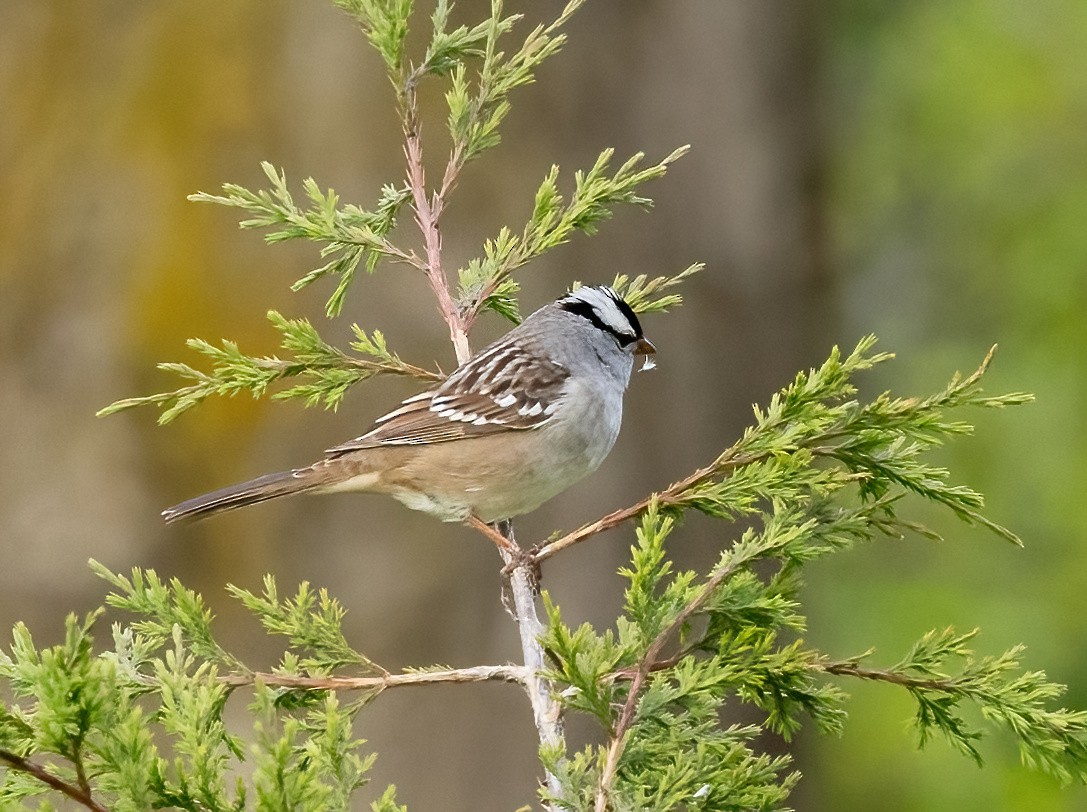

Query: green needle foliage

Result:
[99,0,691,422]
[0,568,402,811]
[456,148,692,323]
[535,341,1077,810]
[188,166,413,318]
[8,341,1087,810]
[7,1,1081,810]
[97,311,441,424]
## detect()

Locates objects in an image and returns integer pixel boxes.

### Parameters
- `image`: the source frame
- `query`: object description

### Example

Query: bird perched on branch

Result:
[163,286,655,525]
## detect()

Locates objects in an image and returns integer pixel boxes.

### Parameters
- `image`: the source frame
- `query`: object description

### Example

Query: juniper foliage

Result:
[5,1,1084,810]
[8,340,1082,810]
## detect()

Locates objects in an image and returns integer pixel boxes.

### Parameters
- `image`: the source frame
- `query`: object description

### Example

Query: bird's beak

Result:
[635,337,657,372]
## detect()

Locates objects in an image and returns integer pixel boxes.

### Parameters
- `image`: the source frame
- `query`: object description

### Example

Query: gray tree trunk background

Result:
[0,2,830,807]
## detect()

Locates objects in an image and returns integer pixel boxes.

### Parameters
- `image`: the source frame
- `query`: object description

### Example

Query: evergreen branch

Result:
[2,562,521,808]
[0,749,109,812]
[416,0,491,79]
[593,508,806,811]
[819,631,1087,783]
[90,561,243,671]
[458,146,690,326]
[227,577,383,675]
[537,340,1030,805]
[428,0,553,207]
[96,311,441,424]
[534,339,1027,563]
[595,546,748,811]
[443,0,587,164]
[190,164,416,316]
[533,450,770,563]
[413,0,577,251]
[396,1,592,355]
[606,264,704,314]
[332,0,412,77]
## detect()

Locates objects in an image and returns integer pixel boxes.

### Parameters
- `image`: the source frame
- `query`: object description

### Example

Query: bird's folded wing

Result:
[325,344,569,456]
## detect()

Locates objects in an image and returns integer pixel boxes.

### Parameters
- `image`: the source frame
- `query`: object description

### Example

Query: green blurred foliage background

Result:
[1,1,1085,809]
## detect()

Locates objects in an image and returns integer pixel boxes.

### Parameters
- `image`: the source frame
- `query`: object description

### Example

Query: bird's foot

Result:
[499,543,541,591]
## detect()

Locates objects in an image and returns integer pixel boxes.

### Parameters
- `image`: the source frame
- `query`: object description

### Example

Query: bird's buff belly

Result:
[376,427,614,523]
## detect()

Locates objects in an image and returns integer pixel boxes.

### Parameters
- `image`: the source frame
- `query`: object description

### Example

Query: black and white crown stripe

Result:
[557,286,644,347]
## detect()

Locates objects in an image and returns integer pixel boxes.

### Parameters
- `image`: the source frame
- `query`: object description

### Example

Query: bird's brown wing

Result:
[325,342,569,457]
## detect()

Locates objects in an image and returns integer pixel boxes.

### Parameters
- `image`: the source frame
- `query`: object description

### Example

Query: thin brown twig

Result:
[209,658,961,696]
[611,655,966,694]
[343,357,445,382]
[402,97,470,362]
[72,745,92,801]
[533,449,768,563]
[210,659,689,698]
[215,660,685,695]
[532,413,896,565]
[438,142,466,205]
[0,749,109,812]
[593,556,744,811]
[819,660,962,693]
[220,664,526,691]
[377,239,430,272]
[467,515,521,555]
[249,354,443,384]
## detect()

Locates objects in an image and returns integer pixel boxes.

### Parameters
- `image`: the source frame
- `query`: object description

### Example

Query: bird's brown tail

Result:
[162,470,316,523]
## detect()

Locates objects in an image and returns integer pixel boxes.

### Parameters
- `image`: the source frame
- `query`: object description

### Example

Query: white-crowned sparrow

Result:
[162,286,655,524]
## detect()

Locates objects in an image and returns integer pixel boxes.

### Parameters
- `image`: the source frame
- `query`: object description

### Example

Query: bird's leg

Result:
[466,516,542,611]
[464,515,524,611]
[467,515,519,554]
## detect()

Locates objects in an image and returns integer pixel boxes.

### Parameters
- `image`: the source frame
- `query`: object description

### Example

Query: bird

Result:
[162,286,655,525]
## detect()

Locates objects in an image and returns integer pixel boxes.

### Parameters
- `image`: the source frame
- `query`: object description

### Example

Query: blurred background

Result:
[2,0,1086,808]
